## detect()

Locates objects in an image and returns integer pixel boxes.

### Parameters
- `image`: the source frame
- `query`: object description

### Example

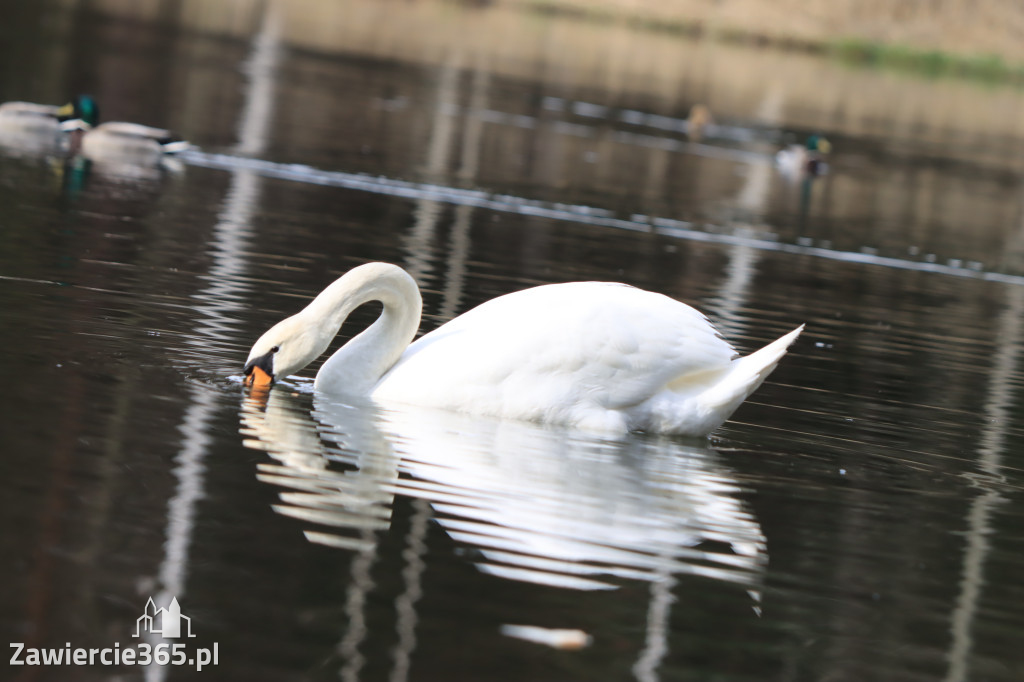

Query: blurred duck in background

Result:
[0,96,93,155]
[776,133,831,178]
[59,95,193,166]
[685,103,713,142]
[0,94,192,167]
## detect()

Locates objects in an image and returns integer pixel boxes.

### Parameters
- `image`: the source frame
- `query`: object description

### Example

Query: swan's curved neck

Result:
[309,264,422,394]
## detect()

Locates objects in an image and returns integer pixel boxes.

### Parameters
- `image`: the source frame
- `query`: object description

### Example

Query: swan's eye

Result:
[271,345,280,353]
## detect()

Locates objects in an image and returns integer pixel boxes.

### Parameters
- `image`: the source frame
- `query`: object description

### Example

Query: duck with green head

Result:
[776,133,831,178]
[58,94,193,162]
[0,94,98,154]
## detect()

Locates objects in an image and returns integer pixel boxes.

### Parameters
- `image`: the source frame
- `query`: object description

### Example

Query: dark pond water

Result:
[2,2,1024,681]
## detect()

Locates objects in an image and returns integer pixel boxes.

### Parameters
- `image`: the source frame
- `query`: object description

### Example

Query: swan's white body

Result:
[244,262,802,436]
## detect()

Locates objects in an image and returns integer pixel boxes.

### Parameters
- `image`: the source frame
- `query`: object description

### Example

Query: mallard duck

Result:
[0,96,95,154]
[686,103,714,142]
[58,94,192,163]
[776,133,831,177]
[243,262,803,436]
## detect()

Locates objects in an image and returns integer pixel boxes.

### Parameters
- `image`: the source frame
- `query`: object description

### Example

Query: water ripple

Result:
[239,390,767,593]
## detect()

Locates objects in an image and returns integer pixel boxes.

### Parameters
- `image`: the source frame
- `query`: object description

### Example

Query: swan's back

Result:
[373,281,739,431]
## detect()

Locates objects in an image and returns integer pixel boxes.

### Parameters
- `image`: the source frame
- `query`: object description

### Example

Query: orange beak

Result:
[245,365,274,388]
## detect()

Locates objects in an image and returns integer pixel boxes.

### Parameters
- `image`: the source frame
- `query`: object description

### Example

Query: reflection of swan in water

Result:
[239,389,767,591]
[244,262,802,436]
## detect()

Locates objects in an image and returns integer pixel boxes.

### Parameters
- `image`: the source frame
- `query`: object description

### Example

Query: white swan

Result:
[243,262,802,436]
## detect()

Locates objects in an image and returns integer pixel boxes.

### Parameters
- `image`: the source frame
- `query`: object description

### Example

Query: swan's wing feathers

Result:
[584,292,735,408]
[380,282,735,417]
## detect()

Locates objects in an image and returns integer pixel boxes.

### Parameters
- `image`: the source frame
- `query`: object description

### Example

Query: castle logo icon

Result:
[133,597,196,639]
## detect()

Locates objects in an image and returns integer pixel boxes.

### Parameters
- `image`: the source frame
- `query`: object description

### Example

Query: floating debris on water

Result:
[500,624,593,650]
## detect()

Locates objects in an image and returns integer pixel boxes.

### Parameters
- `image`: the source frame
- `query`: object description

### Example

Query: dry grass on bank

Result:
[506,0,1024,77]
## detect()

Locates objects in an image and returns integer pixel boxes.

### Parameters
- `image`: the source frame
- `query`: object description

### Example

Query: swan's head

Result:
[243,313,325,388]
[242,262,422,390]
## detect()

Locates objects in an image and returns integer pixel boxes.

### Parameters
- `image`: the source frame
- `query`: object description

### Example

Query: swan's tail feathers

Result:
[698,324,804,414]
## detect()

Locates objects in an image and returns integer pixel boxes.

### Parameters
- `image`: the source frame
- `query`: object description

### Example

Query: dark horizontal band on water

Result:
[182,149,1024,288]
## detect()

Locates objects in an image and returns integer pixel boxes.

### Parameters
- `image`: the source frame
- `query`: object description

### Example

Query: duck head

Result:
[806,134,831,155]
[57,94,100,130]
